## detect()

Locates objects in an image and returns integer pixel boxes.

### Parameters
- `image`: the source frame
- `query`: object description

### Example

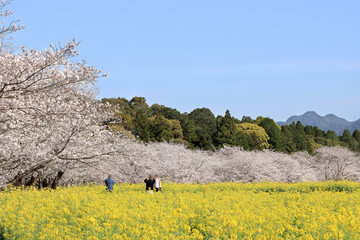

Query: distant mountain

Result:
[278,111,360,135]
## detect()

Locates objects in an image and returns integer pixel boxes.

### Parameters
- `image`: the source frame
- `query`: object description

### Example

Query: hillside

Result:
[278,111,360,135]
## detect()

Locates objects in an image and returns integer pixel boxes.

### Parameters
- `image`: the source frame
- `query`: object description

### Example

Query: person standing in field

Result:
[144,175,155,193]
[154,175,161,192]
[105,175,115,192]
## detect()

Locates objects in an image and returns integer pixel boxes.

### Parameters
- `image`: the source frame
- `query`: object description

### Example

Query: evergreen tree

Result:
[281,125,297,153]
[314,126,324,138]
[341,129,353,143]
[290,121,308,151]
[149,104,184,122]
[258,118,286,152]
[296,121,305,134]
[353,129,360,143]
[195,129,214,151]
[241,116,253,123]
[182,117,198,148]
[147,114,184,142]
[341,129,359,151]
[188,108,217,150]
[129,96,149,112]
[133,110,151,142]
[304,125,315,136]
[189,108,217,136]
[149,114,173,142]
[214,110,240,148]
[325,130,339,146]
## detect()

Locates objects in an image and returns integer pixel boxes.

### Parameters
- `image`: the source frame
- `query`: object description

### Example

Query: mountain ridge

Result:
[278,111,360,135]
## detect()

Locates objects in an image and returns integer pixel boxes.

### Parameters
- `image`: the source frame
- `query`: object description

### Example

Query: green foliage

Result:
[101,96,359,154]
[102,97,133,115]
[304,125,315,136]
[291,121,308,151]
[236,123,270,150]
[133,111,151,142]
[187,108,217,150]
[342,130,359,151]
[258,118,286,152]
[181,117,198,148]
[214,110,241,148]
[149,114,183,142]
[281,126,297,153]
[353,129,360,143]
[194,129,214,151]
[122,114,134,130]
[149,104,184,122]
[325,130,339,146]
[240,116,254,123]
[314,127,325,138]
[129,96,148,112]
[188,108,217,138]
[306,136,322,155]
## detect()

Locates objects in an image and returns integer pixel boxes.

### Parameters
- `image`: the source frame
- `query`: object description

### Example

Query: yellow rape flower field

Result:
[1,181,360,240]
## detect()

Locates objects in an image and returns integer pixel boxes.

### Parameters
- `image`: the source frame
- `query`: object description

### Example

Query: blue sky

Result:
[9,1,360,121]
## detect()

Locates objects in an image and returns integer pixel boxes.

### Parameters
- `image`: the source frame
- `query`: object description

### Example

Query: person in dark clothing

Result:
[144,175,155,192]
[105,175,115,192]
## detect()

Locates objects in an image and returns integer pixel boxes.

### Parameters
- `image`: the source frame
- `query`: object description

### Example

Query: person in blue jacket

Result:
[105,175,115,192]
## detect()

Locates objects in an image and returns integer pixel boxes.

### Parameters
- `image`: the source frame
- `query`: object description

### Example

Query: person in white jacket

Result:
[154,175,161,192]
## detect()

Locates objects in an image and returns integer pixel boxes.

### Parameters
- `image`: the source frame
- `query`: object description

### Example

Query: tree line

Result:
[102,97,360,154]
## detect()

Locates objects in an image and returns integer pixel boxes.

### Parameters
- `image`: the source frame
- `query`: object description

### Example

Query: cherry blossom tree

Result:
[315,146,360,181]
[0,0,24,51]
[0,1,127,188]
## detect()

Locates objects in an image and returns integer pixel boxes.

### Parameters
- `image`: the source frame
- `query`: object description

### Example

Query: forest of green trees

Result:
[102,97,360,154]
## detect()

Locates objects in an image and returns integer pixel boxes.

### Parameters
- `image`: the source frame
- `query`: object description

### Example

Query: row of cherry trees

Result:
[58,141,360,185]
[0,1,127,188]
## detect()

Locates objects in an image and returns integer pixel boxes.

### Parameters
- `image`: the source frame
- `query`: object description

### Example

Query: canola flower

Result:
[1,181,360,239]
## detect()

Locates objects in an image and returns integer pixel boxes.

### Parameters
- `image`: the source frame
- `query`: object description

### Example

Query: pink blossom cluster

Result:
[0,1,126,187]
